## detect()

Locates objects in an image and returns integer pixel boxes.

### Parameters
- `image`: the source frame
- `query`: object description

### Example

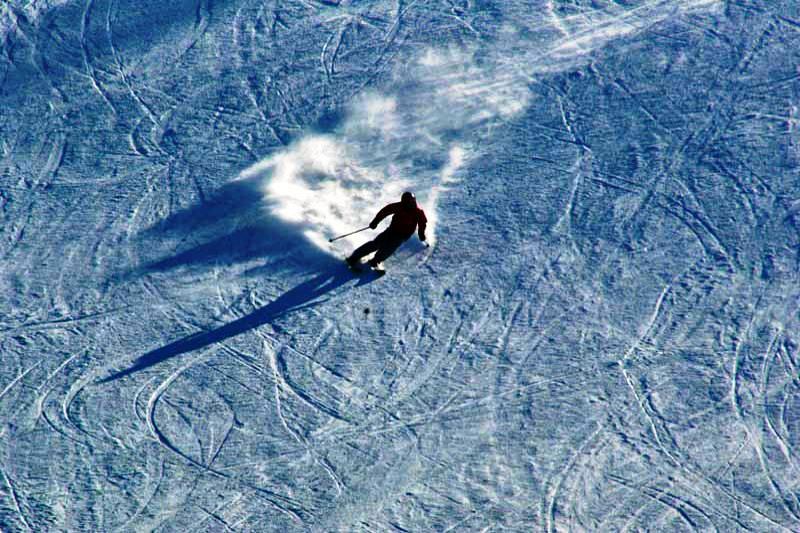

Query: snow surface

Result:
[2,0,800,530]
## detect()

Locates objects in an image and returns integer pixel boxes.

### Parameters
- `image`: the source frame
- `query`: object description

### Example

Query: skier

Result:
[346,191,427,271]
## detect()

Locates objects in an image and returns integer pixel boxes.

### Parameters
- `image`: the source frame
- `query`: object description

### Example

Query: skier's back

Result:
[346,192,427,270]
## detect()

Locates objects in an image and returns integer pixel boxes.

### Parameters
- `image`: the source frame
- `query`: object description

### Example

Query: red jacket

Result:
[371,202,427,241]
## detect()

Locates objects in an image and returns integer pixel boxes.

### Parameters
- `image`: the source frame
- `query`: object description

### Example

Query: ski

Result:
[345,258,385,276]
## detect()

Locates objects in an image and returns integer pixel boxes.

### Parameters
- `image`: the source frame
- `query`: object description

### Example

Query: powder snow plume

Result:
[238,0,720,255]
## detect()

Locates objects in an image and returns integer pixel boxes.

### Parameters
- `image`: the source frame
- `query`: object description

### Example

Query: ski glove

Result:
[369,220,378,230]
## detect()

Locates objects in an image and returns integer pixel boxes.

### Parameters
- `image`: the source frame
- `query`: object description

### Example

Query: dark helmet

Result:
[401,191,416,208]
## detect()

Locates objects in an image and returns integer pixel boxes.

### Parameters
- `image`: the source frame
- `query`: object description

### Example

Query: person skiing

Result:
[346,191,427,270]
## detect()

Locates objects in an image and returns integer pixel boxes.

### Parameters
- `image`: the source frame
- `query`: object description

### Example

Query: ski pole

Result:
[328,226,370,242]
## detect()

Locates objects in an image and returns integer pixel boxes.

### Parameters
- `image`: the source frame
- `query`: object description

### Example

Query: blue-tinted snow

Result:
[2,0,800,530]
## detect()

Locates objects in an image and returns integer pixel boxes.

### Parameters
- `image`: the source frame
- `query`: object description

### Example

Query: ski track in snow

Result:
[4,0,800,531]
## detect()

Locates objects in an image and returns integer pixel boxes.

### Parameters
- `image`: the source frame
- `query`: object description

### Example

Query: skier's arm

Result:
[369,203,397,229]
[417,209,428,241]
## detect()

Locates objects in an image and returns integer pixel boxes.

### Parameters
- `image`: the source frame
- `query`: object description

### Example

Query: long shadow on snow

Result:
[104,172,369,382]
[124,177,331,278]
[100,261,378,383]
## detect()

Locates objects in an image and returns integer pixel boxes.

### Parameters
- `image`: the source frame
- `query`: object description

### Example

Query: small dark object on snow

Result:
[364,308,370,315]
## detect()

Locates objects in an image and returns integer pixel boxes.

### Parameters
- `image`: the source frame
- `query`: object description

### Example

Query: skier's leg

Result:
[347,239,379,263]
[369,236,404,266]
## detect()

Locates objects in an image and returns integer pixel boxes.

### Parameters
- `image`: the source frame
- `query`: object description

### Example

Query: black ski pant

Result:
[349,230,407,264]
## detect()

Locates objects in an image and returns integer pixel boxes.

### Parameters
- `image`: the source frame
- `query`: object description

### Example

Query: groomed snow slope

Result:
[2,0,800,530]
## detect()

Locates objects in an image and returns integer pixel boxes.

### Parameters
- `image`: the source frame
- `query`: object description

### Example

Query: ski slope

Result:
[2,0,800,530]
